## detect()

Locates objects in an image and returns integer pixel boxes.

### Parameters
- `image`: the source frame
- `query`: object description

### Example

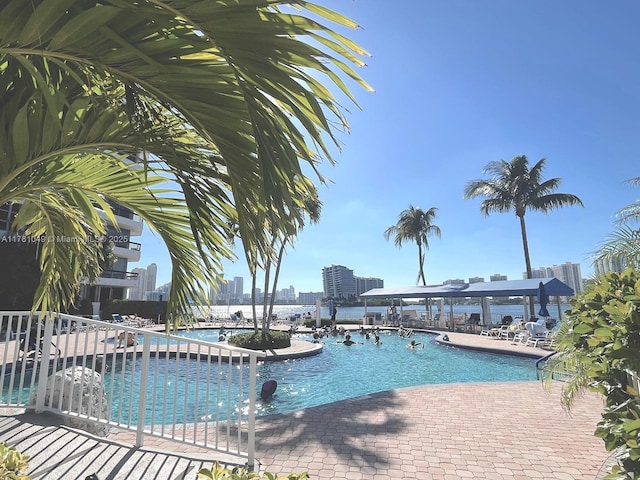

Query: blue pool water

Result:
[262,332,534,415]
[126,329,536,419]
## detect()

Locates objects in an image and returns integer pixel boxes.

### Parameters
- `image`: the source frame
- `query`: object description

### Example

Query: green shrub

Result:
[197,461,308,480]
[551,268,640,479]
[227,331,291,350]
[0,442,31,480]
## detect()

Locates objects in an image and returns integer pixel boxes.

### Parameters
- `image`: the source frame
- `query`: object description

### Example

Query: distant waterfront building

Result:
[526,262,584,296]
[355,277,384,296]
[443,278,465,285]
[551,262,583,295]
[322,264,357,300]
[468,276,484,284]
[146,263,157,296]
[146,281,171,301]
[129,267,146,300]
[593,256,627,276]
[298,291,324,305]
[233,276,244,303]
[129,262,158,300]
[530,267,549,279]
[277,285,296,303]
[490,274,507,282]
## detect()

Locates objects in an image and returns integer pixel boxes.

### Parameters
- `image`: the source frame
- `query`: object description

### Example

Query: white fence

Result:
[0,311,264,466]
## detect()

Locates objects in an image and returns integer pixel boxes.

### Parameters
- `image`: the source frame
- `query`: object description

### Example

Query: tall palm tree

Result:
[385,206,441,286]
[594,177,640,270]
[0,1,371,321]
[463,155,583,315]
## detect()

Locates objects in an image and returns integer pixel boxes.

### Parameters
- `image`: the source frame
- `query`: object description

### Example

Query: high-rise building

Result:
[593,256,627,276]
[145,263,157,296]
[527,262,584,296]
[322,264,357,299]
[468,276,484,284]
[298,291,324,305]
[129,267,147,300]
[355,277,384,296]
[128,262,157,301]
[277,285,296,303]
[550,262,583,295]
[490,273,507,282]
[233,276,244,302]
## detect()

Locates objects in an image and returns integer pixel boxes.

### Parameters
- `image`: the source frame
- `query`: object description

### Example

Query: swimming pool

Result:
[105,329,537,423]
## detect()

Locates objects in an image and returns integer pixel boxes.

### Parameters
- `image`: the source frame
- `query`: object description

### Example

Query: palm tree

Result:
[0,1,371,322]
[263,181,322,334]
[385,206,441,286]
[463,155,583,315]
[594,177,640,270]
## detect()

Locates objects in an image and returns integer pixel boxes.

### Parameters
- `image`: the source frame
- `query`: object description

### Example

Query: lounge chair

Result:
[482,315,512,337]
[497,317,523,341]
[19,325,61,363]
[525,331,553,348]
[524,320,555,348]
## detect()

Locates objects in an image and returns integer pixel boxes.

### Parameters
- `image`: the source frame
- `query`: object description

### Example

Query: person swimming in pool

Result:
[407,339,424,349]
[339,333,361,346]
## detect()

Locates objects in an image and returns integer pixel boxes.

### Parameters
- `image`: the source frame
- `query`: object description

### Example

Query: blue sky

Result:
[139,0,640,293]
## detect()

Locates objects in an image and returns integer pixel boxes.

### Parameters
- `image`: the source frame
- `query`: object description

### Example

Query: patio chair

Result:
[524,320,557,348]
[467,313,482,333]
[525,331,553,348]
[497,317,523,341]
[482,315,513,337]
[19,326,61,363]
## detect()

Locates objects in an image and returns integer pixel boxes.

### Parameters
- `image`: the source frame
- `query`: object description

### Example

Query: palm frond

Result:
[0,0,371,321]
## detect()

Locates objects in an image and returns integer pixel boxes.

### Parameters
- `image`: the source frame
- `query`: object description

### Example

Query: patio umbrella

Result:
[537,282,550,318]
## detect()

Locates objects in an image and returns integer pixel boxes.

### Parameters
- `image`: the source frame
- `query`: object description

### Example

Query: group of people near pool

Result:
[306,325,424,349]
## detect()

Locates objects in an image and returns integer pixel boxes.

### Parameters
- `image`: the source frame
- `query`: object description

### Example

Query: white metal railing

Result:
[0,311,264,465]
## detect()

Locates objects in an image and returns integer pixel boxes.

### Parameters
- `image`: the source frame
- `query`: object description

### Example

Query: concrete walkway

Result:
[1,327,614,479]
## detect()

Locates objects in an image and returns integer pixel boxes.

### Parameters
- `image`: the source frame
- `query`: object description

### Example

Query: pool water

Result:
[132,329,536,419]
[256,331,535,415]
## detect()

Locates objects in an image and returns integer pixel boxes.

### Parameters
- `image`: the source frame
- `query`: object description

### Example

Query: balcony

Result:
[97,210,143,236]
[113,241,141,262]
[94,269,139,288]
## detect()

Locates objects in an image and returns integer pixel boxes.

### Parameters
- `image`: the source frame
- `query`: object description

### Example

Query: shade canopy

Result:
[360,277,574,300]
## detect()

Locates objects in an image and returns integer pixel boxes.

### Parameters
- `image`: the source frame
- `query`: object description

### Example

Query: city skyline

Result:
[202,260,583,303]
[137,0,640,293]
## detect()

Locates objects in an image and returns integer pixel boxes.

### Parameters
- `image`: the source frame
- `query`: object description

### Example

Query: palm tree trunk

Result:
[417,243,427,286]
[518,214,535,316]
[251,272,258,332]
[262,262,271,338]
[267,242,287,330]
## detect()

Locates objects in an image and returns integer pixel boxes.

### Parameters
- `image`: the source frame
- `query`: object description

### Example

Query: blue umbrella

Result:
[537,281,550,318]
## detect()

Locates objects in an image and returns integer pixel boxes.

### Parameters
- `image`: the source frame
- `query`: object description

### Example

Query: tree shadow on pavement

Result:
[254,389,408,470]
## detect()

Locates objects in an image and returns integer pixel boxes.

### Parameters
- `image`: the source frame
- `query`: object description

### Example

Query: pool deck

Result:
[1,325,614,479]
